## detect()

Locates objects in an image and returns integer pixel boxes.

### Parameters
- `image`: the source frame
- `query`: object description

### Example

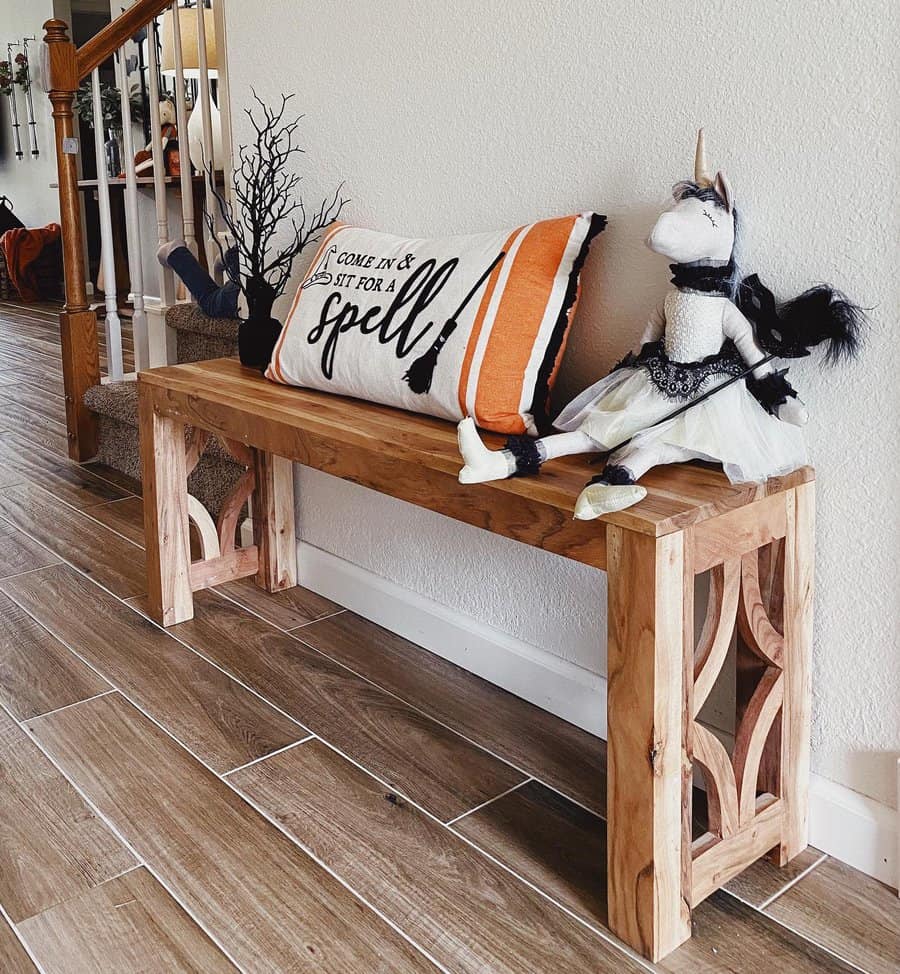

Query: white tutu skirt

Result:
[554,368,808,485]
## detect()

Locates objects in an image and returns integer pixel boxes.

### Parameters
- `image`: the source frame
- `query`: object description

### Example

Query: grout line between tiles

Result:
[225,775,454,974]
[210,588,587,802]
[0,695,248,974]
[223,735,315,777]
[0,898,49,974]
[757,852,829,910]
[444,778,534,826]
[22,682,448,973]
[0,463,860,969]
[303,734,657,972]
[0,559,62,583]
[719,885,873,974]
[285,607,347,630]
[27,689,117,723]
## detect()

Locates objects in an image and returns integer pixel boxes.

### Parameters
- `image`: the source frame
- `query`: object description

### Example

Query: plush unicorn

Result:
[457,130,863,518]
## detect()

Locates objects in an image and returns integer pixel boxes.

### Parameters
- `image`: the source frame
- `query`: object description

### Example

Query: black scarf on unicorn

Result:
[669,259,736,294]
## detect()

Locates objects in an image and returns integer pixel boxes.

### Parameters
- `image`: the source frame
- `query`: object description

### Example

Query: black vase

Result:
[238,314,282,372]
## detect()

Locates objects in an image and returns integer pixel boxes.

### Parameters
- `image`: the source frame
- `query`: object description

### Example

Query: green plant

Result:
[74,80,144,133]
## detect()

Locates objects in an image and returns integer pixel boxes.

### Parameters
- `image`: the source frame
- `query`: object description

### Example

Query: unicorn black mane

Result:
[673,180,730,209]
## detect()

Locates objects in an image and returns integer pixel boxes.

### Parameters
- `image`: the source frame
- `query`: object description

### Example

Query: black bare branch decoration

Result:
[204,91,348,334]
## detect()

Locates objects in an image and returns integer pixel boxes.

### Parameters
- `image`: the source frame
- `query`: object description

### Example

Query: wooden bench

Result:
[138,356,814,963]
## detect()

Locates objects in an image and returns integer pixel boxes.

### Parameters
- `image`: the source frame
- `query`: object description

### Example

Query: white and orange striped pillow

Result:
[266,213,605,434]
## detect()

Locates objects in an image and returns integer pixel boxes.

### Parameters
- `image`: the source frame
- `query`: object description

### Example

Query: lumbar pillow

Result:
[266,213,606,434]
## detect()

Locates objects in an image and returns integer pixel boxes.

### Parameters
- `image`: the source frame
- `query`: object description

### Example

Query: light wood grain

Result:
[0,705,135,922]
[162,590,525,820]
[140,358,809,549]
[252,451,297,592]
[299,610,607,814]
[0,484,147,598]
[139,395,192,625]
[28,692,435,972]
[692,559,740,716]
[456,780,858,974]
[779,484,814,863]
[231,738,646,973]
[692,723,739,838]
[0,589,110,720]
[764,856,900,974]
[0,914,37,974]
[1,564,304,774]
[18,867,238,974]
[692,799,783,906]
[692,493,788,573]
[219,577,341,630]
[606,526,690,960]
[0,432,129,510]
[0,515,60,579]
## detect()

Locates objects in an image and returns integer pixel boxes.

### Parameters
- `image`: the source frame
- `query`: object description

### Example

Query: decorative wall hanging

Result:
[268,212,605,433]
[20,37,38,158]
[457,130,865,518]
[1,43,25,160]
[206,92,348,370]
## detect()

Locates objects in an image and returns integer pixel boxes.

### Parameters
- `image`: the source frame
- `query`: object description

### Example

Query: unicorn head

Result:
[647,130,736,264]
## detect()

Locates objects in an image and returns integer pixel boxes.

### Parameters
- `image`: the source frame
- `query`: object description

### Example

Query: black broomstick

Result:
[404,250,507,394]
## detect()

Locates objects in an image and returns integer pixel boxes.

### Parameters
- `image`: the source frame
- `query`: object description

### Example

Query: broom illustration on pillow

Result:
[403,251,506,394]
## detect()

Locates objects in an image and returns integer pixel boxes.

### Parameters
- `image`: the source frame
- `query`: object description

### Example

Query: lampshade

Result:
[161,5,219,78]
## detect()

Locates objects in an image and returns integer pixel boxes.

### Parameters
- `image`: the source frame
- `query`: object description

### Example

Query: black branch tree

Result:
[206,92,347,355]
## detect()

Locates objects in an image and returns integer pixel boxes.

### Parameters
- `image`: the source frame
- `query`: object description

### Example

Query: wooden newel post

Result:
[44,18,100,461]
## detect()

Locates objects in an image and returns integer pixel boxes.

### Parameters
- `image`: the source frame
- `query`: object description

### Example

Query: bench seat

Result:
[138,356,815,963]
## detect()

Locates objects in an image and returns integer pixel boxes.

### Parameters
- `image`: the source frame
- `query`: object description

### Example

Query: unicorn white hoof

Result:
[573,483,647,520]
[457,417,513,484]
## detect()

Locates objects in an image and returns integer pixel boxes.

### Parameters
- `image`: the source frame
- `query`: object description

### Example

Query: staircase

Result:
[44,0,232,463]
[83,303,243,516]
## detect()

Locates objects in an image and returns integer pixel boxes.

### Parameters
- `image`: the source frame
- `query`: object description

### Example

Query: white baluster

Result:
[115,48,148,373]
[147,14,177,366]
[170,2,197,256]
[195,0,219,269]
[90,68,124,382]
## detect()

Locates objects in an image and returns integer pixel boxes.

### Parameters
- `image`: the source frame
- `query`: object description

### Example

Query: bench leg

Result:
[778,483,814,863]
[139,390,193,626]
[606,525,691,962]
[252,451,298,593]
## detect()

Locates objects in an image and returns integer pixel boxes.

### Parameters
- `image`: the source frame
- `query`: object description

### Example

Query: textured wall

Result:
[226,0,899,809]
[0,1,61,228]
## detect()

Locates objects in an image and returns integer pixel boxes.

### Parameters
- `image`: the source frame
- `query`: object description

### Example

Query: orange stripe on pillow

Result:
[473,216,578,433]
[456,228,521,416]
[267,223,347,384]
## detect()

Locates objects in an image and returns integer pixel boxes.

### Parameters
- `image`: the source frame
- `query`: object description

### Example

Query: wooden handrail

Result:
[76,0,171,82]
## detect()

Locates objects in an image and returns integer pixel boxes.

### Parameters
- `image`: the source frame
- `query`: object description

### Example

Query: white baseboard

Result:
[297,541,607,738]
[297,540,898,891]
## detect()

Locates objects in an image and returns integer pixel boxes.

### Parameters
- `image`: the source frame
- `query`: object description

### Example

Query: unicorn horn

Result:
[694,128,711,185]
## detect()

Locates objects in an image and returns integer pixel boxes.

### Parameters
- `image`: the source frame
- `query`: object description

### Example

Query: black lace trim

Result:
[613,340,746,401]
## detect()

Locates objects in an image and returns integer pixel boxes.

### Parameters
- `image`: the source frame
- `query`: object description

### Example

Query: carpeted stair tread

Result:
[84,381,236,463]
[166,302,240,341]
[86,303,244,517]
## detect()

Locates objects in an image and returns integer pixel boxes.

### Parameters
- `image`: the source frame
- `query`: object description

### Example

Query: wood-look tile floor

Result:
[0,301,897,973]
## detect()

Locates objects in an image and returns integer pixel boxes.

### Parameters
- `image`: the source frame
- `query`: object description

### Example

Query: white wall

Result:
[225,0,899,816]
[0,1,61,227]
